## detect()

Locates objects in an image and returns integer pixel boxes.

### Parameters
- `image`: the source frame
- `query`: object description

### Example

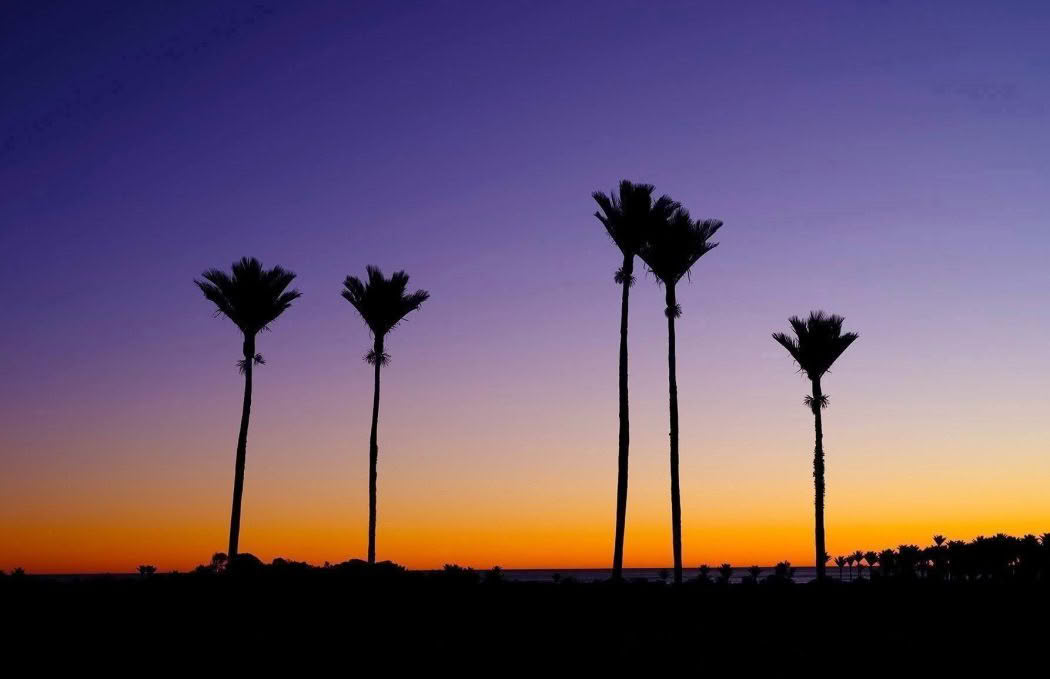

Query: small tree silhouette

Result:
[834,555,847,581]
[852,550,865,579]
[774,561,795,582]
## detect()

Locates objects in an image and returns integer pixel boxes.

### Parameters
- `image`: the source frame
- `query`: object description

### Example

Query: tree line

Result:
[191,178,863,582]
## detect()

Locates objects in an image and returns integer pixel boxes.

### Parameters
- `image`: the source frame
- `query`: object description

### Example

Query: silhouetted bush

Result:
[436,564,479,584]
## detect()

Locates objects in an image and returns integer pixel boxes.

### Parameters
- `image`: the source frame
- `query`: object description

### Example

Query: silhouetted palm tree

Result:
[852,550,865,579]
[846,554,855,581]
[834,555,847,581]
[772,311,858,582]
[342,266,429,564]
[864,551,879,578]
[639,207,722,585]
[592,181,677,581]
[195,257,300,560]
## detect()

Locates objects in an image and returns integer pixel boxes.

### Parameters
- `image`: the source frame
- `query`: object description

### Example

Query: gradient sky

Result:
[2,1,1049,573]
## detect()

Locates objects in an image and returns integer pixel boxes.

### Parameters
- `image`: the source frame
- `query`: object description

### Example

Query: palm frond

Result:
[342,266,429,343]
[592,180,675,263]
[236,353,266,374]
[639,207,722,288]
[365,349,390,366]
[196,257,300,337]
[803,393,830,412]
[613,266,635,286]
[772,332,801,366]
[773,311,858,379]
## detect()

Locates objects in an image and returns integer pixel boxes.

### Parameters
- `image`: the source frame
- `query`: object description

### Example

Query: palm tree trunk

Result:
[612,255,633,580]
[665,286,683,585]
[367,336,383,564]
[811,376,826,582]
[228,334,255,560]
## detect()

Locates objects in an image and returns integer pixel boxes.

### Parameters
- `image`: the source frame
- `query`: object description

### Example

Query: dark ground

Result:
[4,570,1045,667]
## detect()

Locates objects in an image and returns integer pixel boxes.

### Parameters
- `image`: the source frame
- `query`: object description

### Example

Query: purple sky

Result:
[2,1,1049,570]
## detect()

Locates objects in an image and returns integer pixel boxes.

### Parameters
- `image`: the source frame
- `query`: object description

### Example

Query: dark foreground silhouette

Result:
[5,534,1048,662]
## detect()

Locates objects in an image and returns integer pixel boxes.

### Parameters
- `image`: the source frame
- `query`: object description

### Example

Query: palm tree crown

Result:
[639,208,722,313]
[341,266,429,363]
[195,257,301,339]
[772,311,859,383]
[593,180,678,283]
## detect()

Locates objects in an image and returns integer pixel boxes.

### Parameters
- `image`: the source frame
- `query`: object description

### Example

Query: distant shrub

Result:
[438,564,480,584]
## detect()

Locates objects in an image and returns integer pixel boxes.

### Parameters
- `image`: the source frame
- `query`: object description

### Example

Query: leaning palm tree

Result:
[195,257,300,560]
[639,207,722,585]
[342,266,429,564]
[773,311,858,582]
[592,180,678,581]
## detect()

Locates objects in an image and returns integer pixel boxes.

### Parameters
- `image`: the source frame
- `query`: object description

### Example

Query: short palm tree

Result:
[342,266,429,564]
[773,311,858,582]
[864,551,879,577]
[195,257,300,560]
[834,555,847,581]
[639,207,722,585]
[592,180,677,581]
[852,549,865,579]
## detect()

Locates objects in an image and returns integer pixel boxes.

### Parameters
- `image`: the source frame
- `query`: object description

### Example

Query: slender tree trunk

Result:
[228,333,255,560]
[612,255,633,581]
[666,286,683,585]
[367,336,384,564]
[811,376,826,582]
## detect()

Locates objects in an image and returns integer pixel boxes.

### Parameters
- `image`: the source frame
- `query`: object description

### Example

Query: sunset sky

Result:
[2,1,1049,573]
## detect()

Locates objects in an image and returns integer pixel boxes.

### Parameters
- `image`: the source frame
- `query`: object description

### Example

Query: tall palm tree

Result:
[639,207,722,585]
[195,257,300,560]
[342,266,429,564]
[592,180,678,581]
[773,311,858,583]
